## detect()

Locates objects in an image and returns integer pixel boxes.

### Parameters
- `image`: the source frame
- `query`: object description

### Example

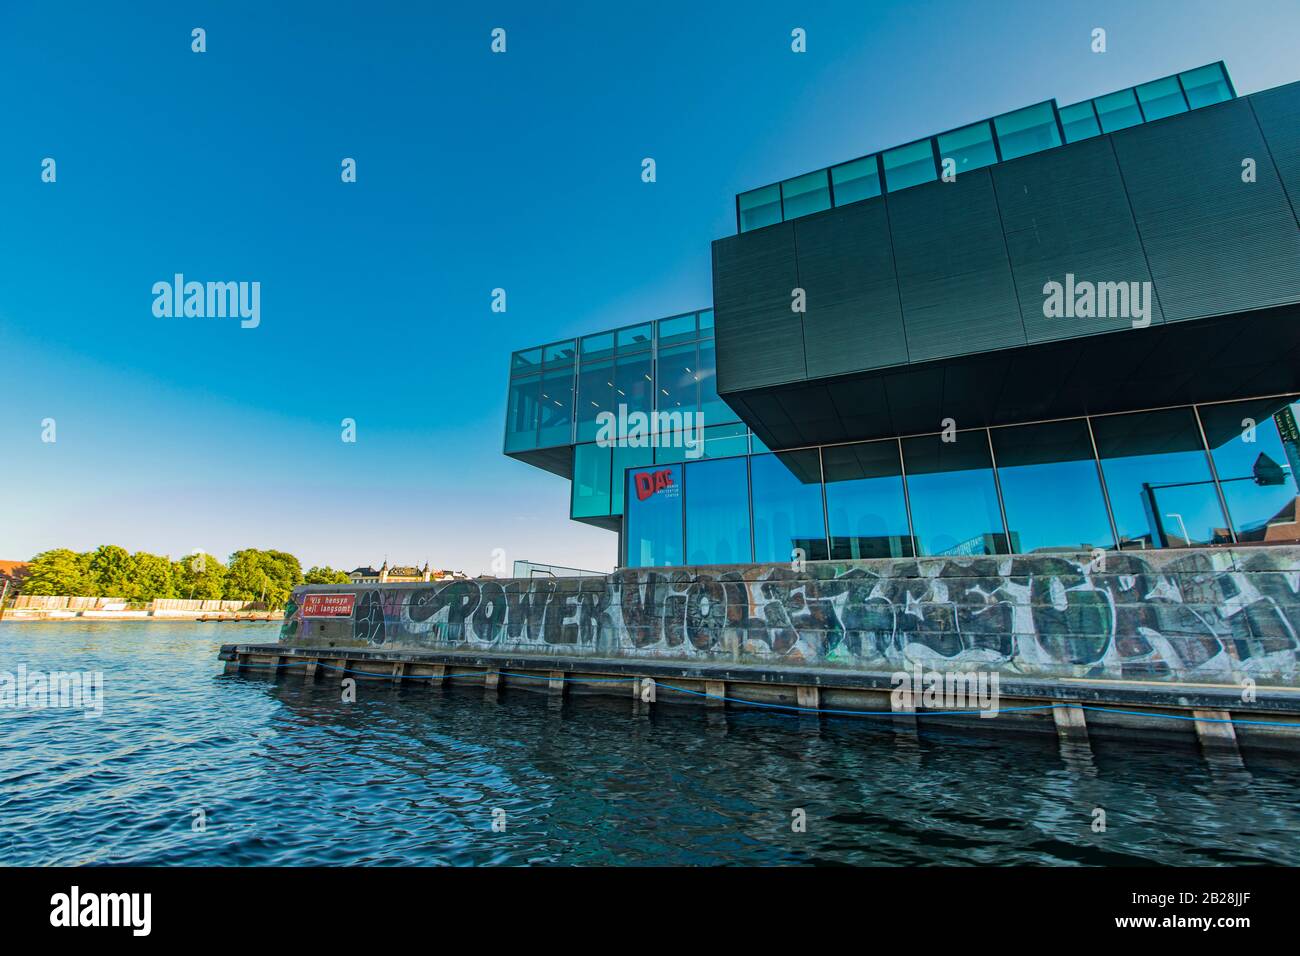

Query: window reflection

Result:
[504,375,540,452]
[823,441,913,559]
[572,443,612,519]
[537,369,574,447]
[750,451,828,562]
[626,464,683,568]
[992,420,1114,553]
[685,458,752,565]
[1199,398,1300,543]
[576,359,613,443]
[902,432,1008,556]
[1092,409,1230,549]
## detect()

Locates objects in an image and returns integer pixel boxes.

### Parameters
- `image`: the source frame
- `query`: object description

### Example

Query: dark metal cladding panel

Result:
[1248,80,1300,225]
[793,199,908,377]
[1111,98,1300,322]
[992,136,1163,343]
[711,225,807,392]
[886,170,1026,362]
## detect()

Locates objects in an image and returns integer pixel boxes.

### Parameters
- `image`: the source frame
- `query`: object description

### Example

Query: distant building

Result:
[0,561,28,599]
[347,561,464,584]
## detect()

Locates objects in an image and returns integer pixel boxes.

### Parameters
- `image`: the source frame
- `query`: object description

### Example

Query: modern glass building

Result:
[505,62,1300,569]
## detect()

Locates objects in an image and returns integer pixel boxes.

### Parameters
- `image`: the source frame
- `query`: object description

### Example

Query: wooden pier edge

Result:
[217,643,1300,754]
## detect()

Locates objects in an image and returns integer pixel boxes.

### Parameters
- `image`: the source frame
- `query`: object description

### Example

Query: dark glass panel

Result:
[738,184,782,232]
[610,444,654,515]
[823,440,913,559]
[511,347,542,374]
[656,313,696,346]
[625,463,683,568]
[1059,101,1100,143]
[1199,398,1300,543]
[993,101,1062,160]
[780,170,832,219]
[750,450,828,563]
[685,457,752,566]
[616,323,652,352]
[571,443,612,519]
[542,340,576,366]
[1092,408,1230,550]
[901,432,1008,556]
[1135,76,1187,121]
[503,374,540,452]
[657,342,698,415]
[696,340,736,427]
[580,332,614,360]
[991,420,1114,553]
[936,121,998,176]
[537,368,574,447]
[1180,63,1232,108]
[830,156,881,205]
[882,139,937,191]
[1093,88,1143,132]
[575,358,614,443]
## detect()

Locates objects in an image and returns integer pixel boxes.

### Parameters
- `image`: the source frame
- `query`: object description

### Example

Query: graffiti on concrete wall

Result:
[281,548,1300,684]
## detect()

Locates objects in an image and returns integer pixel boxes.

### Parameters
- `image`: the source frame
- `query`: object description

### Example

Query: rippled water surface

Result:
[2,621,1298,866]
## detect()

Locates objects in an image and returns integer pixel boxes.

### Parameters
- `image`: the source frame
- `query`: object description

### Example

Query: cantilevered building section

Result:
[506,63,1300,569]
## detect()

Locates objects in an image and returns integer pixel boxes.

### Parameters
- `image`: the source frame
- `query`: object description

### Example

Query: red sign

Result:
[301,593,357,618]
[635,468,676,501]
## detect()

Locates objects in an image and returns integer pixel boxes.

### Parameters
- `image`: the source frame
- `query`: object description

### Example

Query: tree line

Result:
[14,546,353,607]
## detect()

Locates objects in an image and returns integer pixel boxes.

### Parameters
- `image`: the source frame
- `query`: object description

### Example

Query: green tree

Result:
[225,549,304,607]
[172,551,228,600]
[125,552,176,602]
[304,566,351,584]
[20,549,94,596]
[87,545,132,597]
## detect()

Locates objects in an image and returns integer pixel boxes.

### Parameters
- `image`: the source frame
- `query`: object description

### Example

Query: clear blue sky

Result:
[2,0,1298,574]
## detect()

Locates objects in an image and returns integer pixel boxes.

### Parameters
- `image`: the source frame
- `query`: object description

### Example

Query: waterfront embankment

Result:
[4,595,282,622]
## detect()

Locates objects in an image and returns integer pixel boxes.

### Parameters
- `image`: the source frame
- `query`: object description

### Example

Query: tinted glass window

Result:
[738,184,782,232]
[685,457,751,566]
[1180,63,1232,108]
[830,156,881,205]
[1058,101,1100,143]
[611,444,654,515]
[697,340,735,427]
[537,369,573,447]
[1092,408,1229,549]
[626,464,683,567]
[902,432,1008,556]
[823,441,913,559]
[504,375,540,452]
[657,342,698,415]
[698,309,714,337]
[617,323,652,352]
[1135,76,1187,121]
[614,351,653,424]
[572,443,612,519]
[882,140,937,191]
[936,121,998,176]
[543,340,576,366]
[993,101,1062,160]
[1199,398,1300,544]
[511,348,542,373]
[580,332,614,360]
[656,313,696,345]
[1093,88,1144,132]
[992,420,1114,553]
[750,450,827,563]
[780,170,831,219]
[575,359,614,443]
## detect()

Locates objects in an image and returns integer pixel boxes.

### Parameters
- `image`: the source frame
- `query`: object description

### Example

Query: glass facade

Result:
[620,395,1299,569]
[625,464,683,568]
[685,458,751,566]
[735,62,1235,232]
[750,450,828,562]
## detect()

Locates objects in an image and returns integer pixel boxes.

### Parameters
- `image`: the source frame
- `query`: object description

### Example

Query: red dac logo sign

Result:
[634,468,675,501]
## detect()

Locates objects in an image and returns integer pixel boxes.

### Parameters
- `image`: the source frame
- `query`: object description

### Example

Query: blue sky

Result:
[2,0,1298,574]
